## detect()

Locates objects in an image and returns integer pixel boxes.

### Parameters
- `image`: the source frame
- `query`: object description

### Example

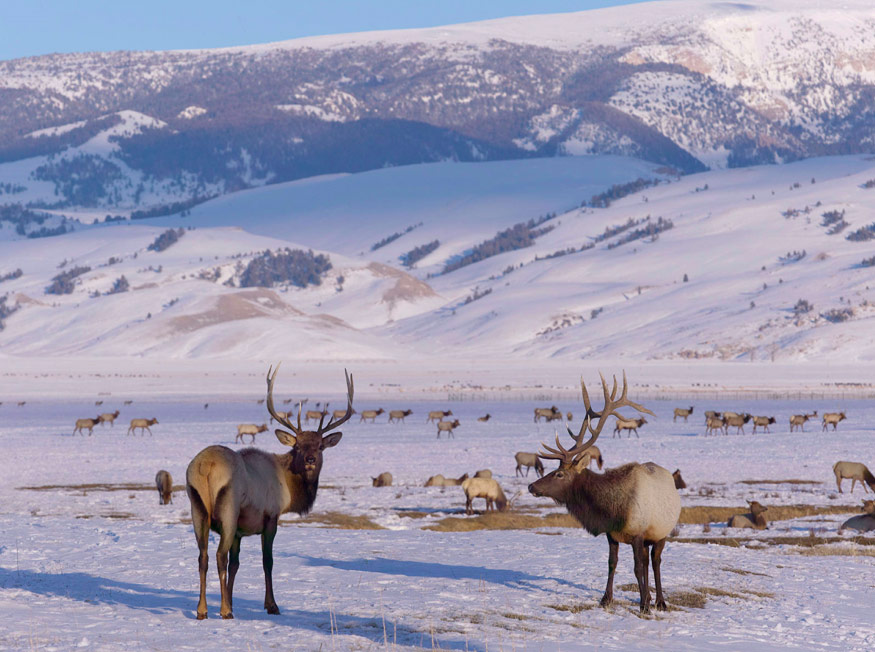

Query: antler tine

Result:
[587,370,653,439]
[266,363,303,435]
[316,369,354,436]
[295,400,303,433]
[317,402,330,432]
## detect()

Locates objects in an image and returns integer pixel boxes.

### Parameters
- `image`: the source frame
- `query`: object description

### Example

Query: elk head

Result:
[529,372,652,504]
[266,363,354,484]
[747,500,767,515]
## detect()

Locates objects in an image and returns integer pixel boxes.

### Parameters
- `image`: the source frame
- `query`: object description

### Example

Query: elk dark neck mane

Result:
[564,464,637,536]
[280,451,319,515]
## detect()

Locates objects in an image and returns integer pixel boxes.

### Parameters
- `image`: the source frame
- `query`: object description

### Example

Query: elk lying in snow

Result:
[529,372,679,613]
[73,417,101,436]
[427,409,453,423]
[462,477,508,515]
[156,470,173,505]
[789,411,817,432]
[839,500,875,533]
[436,419,460,439]
[474,469,492,478]
[724,413,752,435]
[128,417,158,436]
[372,472,393,487]
[534,406,562,422]
[360,408,385,423]
[673,406,694,422]
[672,469,687,489]
[833,461,875,493]
[514,452,544,477]
[727,501,768,529]
[235,423,268,444]
[705,416,727,436]
[388,409,412,423]
[98,410,120,426]
[477,414,491,422]
[186,364,353,620]
[751,416,776,433]
[822,412,847,431]
[613,416,647,438]
[425,473,469,487]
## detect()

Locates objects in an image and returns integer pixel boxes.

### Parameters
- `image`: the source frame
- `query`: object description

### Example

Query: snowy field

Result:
[1,388,873,651]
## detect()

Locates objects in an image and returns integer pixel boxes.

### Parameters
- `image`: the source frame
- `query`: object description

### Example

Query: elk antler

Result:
[315,369,354,436]
[267,363,304,436]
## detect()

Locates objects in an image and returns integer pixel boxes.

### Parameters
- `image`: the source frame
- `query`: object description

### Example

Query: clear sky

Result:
[1,0,652,61]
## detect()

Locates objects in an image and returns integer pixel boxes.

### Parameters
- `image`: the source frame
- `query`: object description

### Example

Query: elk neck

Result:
[565,465,637,537]
[277,450,319,515]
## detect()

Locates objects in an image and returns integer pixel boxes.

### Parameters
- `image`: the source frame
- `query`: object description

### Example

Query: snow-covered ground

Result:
[1,390,873,651]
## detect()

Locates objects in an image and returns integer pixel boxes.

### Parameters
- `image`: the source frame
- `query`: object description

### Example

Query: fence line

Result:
[447,390,875,402]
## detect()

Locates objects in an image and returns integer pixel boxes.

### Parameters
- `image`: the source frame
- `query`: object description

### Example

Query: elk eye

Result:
[555,471,564,479]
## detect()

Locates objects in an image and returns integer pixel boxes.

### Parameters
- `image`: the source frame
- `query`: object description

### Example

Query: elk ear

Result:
[275,429,297,447]
[571,456,589,472]
[322,432,342,449]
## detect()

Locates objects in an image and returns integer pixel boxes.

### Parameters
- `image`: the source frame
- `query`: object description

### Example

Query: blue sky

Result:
[1,0,650,60]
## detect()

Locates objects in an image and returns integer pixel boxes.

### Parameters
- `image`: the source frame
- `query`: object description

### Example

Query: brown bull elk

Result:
[534,406,562,422]
[186,364,353,620]
[235,423,268,444]
[426,409,452,423]
[673,406,694,422]
[705,416,727,436]
[127,417,158,436]
[833,461,875,493]
[751,416,776,433]
[724,413,752,434]
[156,470,173,505]
[613,416,647,438]
[672,469,687,489]
[789,411,817,432]
[372,471,393,487]
[462,477,508,515]
[839,500,875,533]
[98,410,120,427]
[514,452,544,477]
[822,412,847,431]
[360,408,384,423]
[425,472,468,487]
[388,409,412,423]
[436,419,460,439]
[727,500,768,529]
[73,416,101,436]
[528,372,679,613]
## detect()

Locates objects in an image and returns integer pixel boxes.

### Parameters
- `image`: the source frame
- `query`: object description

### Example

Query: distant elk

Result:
[426,409,453,423]
[123,400,133,405]
[235,423,268,444]
[673,406,694,422]
[95,400,104,406]
[204,403,209,410]
[724,413,752,435]
[256,398,265,405]
[332,407,354,420]
[462,477,508,515]
[528,372,679,613]
[372,472,393,487]
[155,470,173,505]
[270,410,291,424]
[73,416,101,436]
[359,408,384,423]
[388,409,412,423]
[534,406,562,422]
[789,411,817,432]
[436,419,460,439]
[186,364,353,620]
[305,407,330,423]
[477,414,491,422]
[514,452,544,477]
[727,501,768,529]
[425,472,468,487]
[672,469,687,490]
[703,410,721,423]
[751,416,776,434]
[822,412,847,431]
[127,417,158,436]
[839,500,875,533]
[833,461,875,494]
[705,416,727,436]
[613,416,647,438]
[474,469,492,478]
[17,401,26,406]
[98,410,120,427]
[566,411,573,421]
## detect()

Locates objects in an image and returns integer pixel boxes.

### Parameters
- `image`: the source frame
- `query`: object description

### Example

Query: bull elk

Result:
[727,501,768,529]
[789,411,817,432]
[534,406,562,422]
[425,473,468,487]
[436,419,460,439]
[127,417,158,436]
[673,406,694,422]
[388,409,412,423]
[98,410,120,427]
[426,409,452,423]
[833,461,875,493]
[186,364,353,620]
[822,412,847,431]
[751,416,776,434]
[73,416,101,436]
[839,500,875,533]
[528,372,679,613]
[514,452,544,477]
[372,472,393,487]
[613,416,647,438]
[359,408,384,423]
[155,470,173,505]
[462,477,508,515]
[235,423,268,444]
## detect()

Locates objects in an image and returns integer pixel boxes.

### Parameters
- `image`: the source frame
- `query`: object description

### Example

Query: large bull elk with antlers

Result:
[528,372,680,614]
[186,364,354,620]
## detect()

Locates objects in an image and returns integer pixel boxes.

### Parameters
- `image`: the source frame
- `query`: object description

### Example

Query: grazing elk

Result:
[426,409,453,423]
[474,469,492,479]
[613,416,647,438]
[672,469,687,490]
[673,406,694,422]
[436,419,460,439]
[751,416,776,434]
[477,414,491,422]
[833,461,875,494]
[789,411,817,432]
[73,416,101,436]
[725,413,752,435]
[462,477,508,515]
[98,410,120,427]
[727,501,768,529]
[839,500,875,533]
[359,408,384,423]
[186,364,353,620]
[528,372,679,614]
[371,472,393,487]
[534,406,562,422]
[388,409,412,424]
[127,417,158,436]
[155,470,173,505]
[822,412,847,431]
[705,416,727,436]
[235,423,268,444]
[514,452,544,477]
[425,473,468,487]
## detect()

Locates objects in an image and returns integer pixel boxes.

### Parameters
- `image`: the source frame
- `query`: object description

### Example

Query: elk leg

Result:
[651,538,667,611]
[837,477,843,494]
[465,496,473,515]
[600,534,619,607]
[632,537,651,613]
[189,487,211,620]
[226,534,242,611]
[262,516,280,614]
[851,479,856,493]
[214,488,236,619]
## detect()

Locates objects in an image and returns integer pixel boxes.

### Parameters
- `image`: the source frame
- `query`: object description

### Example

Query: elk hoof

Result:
[221,611,234,620]
[599,595,613,608]
[639,604,652,615]
[656,599,668,611]
[196,612,208,620]
[266,604,280,615]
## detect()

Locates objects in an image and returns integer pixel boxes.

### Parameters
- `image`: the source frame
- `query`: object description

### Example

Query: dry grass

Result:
[721,566,771,577]
[423,512,578,532]
[738,479,822,485]
[546,602,595,614]
[19,482,185,493]
[673,534,875,548]
[667,591,707,609]
[794,546,875,557]
[301,512,385,530]
[679,504,857,525]
[396,510,430,519]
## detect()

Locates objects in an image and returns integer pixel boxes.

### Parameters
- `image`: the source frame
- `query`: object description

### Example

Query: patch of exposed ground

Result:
[300,511,385,530]
[168,289,301,333]
[679,504,857,524]
[368,262,439,307]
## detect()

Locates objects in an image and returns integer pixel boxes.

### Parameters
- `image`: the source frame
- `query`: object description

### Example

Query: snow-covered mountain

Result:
[2,0,875,216]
